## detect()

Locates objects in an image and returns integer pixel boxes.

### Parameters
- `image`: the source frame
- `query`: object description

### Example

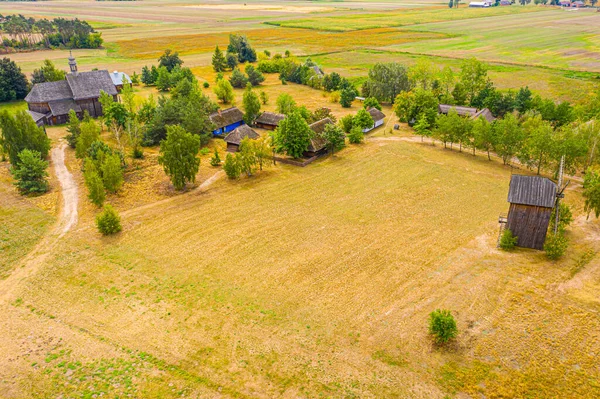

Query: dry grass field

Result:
[2,1,600,398]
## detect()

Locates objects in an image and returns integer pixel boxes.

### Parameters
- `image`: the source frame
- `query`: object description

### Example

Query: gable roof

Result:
[26,110,47,123]
[307,118,333,152]
[49,100,82,116]
[110,71,132,86]
[225,125,260,145]
[367,107,385,122]
[66,70,117,100]
[473,108,496,123]
[508,175,557,208]
[255,111,286,126]
[438,104,478,117]
[25,80,72,103]
[209,107,244,129]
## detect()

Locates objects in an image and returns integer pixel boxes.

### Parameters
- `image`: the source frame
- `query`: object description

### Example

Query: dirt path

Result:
[0,143,78,305]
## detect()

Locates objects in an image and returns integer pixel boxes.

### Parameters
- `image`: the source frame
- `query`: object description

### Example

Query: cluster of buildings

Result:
[209,106,386,158]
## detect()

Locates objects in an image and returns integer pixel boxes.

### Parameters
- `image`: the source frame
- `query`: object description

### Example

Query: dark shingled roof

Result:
[255,111,286,126]
[473,108,496,123]
[25,80,72,103]
[67,70,117,100]
[367,107,385,122]
[209,107,244,129]
[225,125,259,145]
[49,100,82,116]
[307,118,333,152]
[508,175,557,208]
[26,110,47,123]
[438,104,478,117]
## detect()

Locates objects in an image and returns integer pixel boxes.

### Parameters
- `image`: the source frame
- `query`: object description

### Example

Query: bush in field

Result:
[499,228,518,251]
[229,68,249,88]
[545,233,568,260]
[210,149,221,166]
[214,78,235,104]
[12,149,49,195]
[260,91,268,105]
[429,309,458,344]
[96,204,122,235]
[549,203,573,233]
[76,120,101,159]
[223,153,240,179]
[364,97,382,111]
[353,108,374,130]
[339,114,354,133]
[347,126,364,144]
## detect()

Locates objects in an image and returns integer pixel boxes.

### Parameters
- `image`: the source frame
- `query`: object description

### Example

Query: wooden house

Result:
[506,175,557,250]
[438,104,478,117]
[305,118,333,158]
[27,110,48,127]
[224,125,259,153]
[209,107,244,137]
[363,107,386,133]
[473,108,496,123]
[25,54,118,125]
[500,0,512,5]
[255,112,286,130]
[110,71,132,92]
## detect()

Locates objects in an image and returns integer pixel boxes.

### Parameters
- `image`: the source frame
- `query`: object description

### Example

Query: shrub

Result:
[223,153,240,179]
[429,309,458,344]
[339,114,354,133]
[203,82,210,89]
[132,147,144,159]
[499,228,518,251]
[210,149,221,166]
[545,233,568,260]
[12,149,49,195]
[347,126,364,144]
[549,203,573,233]
[199,147,211,156]
[96,204,122,235]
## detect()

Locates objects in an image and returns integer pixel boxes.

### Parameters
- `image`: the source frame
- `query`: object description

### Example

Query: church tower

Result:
[68,51,77,73]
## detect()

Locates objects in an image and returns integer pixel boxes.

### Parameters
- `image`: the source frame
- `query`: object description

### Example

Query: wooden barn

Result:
[25,54,118,125]
[506,175,557,250]
[110,71,132,92]
[209,107,244,137]
[224,125,259,153]
[305,118,333,158]
[255,112,286,130]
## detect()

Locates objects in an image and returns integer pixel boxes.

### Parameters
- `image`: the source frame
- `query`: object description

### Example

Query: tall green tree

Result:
[0,110,50,166]
[229,68,249,88]
[521,114,554,174]
[12,149,49,195]
[101,152,123,193]
[0,57,29,102]
[75,120,101,159]
[158,125,201,190]
[472,116,495,160]
[83,157,105,207]
[493,113,525,165]
[213,78,235,104]
[353,108,374,131]
[245,65,265,86]
[212,45,227,72]
[158,49,183,72]
[31,59,66,84]
[65,109,81,149]
[584,167,600,219]
[276,93,296,115]
[321,123,345,155]
[271,110,312,159]
[242,84,261,125]
[362,63,411,104]
[459,58,489,106]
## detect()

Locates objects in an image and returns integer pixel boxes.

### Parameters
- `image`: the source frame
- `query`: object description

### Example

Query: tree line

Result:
[0,14,103,52]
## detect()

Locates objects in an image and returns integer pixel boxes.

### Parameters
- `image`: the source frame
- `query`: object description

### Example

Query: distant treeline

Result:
[0,14,103,53]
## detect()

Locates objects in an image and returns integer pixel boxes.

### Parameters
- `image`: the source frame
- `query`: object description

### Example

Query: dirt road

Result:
[0,143,78,305]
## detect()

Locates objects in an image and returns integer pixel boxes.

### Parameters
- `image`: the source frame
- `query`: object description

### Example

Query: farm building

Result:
[500,0,512,5]
[25,54,118,125]
[306,118,333,157]
[255,112,286,130]
[363,107,386,133]
[110,71,132,92]
[572,0,585,6]
[438,104,496,123]
[559,0,571,5]
[506,175,557,250]
[438,104,478,117]
[209,107,244,137]
[473,108,496,123]
[27,110,47,127]
[224,125,260,153]
[469,1,492,7]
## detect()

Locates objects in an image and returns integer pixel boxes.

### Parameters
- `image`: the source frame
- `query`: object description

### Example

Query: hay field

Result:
[2,136,600,397]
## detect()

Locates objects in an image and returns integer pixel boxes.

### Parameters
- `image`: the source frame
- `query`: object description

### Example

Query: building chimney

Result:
[68,51,77,74]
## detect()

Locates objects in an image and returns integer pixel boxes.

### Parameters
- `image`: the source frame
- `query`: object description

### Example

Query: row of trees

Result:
[0,14,102,52]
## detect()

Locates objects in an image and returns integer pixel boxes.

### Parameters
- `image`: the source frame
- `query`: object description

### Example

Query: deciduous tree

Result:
[12,149,49,194]
[158,126,201,190]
